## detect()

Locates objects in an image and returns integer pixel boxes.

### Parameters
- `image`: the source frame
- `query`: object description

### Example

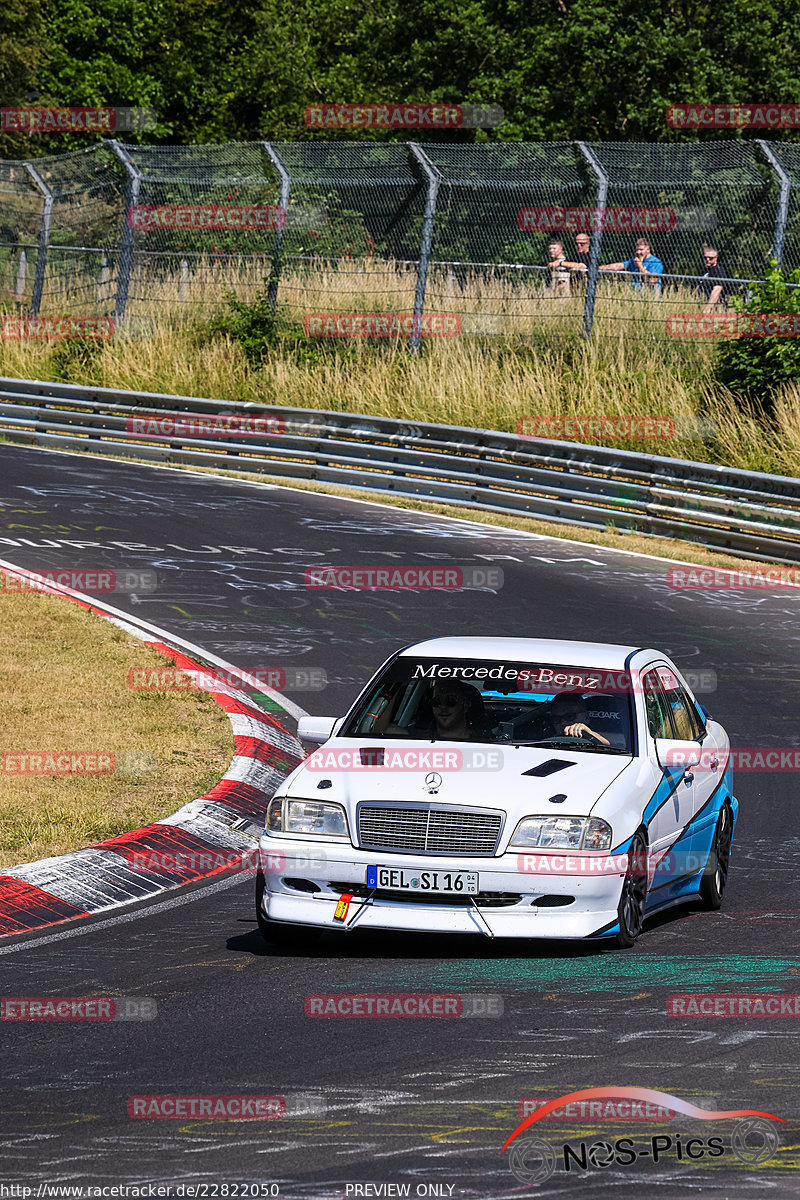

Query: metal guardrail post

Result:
[757,140,791,268]
[407,143,442,355]
[263,143,291,325]
[576,142,609,340]
[109,140,141,324]
[14,250,27,303]
[98,253,110,304]
[25,163,53,316]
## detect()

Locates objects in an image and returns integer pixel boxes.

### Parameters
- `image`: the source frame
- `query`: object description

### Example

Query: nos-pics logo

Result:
[501,1087,782,1185]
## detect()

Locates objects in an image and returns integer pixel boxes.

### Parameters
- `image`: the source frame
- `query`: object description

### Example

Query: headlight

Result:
[266,797,349,839]
[510,815,612,851]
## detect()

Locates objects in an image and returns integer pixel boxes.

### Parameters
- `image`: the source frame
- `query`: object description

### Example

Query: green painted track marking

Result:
[333,955,800,994]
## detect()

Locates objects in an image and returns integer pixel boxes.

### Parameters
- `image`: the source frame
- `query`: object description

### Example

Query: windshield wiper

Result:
[512,738,627,754]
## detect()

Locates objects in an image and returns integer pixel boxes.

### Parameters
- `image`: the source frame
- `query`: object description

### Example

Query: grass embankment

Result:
[1,261,799,477]
[0,589,234,870]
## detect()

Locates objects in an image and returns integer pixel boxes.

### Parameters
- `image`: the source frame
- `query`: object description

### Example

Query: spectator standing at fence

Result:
[698,245,726,313]
[600,238,664,294]
[574,232,591,272]
[546,239,571,296]
[558,232,591,291]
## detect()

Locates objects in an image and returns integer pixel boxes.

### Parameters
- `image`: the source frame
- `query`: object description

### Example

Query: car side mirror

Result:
[297,716,338,744]
[654,738,701,771]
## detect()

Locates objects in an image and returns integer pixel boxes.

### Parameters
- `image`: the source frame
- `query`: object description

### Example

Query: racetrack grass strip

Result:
[0,590,234,870]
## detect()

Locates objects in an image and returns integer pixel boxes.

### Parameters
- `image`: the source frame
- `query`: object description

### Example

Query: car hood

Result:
[284,738,632,822]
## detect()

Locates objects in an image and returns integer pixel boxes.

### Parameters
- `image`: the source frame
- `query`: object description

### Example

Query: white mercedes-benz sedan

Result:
[257,637,737,949]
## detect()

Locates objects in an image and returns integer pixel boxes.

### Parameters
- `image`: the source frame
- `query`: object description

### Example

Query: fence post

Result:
[262,143,291,324]
[98,253,110,304]
[109,139,141,324]
[576,142,608,340]
[15,250,27,303]
[407,143,441,355]
[25,163,53,316]
[179,258,190,301]
[757,140,791,268]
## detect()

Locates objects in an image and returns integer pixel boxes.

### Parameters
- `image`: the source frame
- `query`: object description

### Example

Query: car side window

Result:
[662,679,705,741]
[643,670,675,739]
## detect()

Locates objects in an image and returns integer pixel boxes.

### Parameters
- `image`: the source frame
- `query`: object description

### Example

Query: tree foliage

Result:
[2,0,800,153]
[713,262,800,404]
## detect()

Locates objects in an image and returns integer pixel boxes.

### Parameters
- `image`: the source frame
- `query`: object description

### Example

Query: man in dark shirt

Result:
[562,233,591,290]
[552,233,592,291]
[574,233,591,271]
[699,246,727,313]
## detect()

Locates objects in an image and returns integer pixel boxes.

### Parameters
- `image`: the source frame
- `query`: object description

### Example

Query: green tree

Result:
[0,0,52,157]
[713,261,800,406]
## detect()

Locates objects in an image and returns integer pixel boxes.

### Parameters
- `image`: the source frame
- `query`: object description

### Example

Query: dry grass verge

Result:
[0,262,798,477]
[0,589,234,870]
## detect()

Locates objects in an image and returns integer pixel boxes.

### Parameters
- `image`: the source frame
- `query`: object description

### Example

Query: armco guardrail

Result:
[1,376,799,566]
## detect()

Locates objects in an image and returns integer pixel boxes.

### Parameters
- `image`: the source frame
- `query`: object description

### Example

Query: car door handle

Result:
[684,771,694,785]
[709,758,719,771]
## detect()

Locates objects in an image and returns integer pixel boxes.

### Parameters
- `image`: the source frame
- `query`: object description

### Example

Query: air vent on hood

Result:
[521,759,576,778]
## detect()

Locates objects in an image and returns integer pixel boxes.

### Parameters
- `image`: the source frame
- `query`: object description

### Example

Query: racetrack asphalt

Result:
[1,443,798,1197]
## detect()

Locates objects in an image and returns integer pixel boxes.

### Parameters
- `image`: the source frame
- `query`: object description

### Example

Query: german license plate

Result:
[366,866,479,894]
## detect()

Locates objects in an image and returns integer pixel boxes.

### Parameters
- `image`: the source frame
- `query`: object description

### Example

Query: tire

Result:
[699,802,733,910]
[612,831,649,949]
[255,868,322,947]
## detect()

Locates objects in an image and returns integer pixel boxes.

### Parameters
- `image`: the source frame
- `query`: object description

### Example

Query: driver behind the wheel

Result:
[542,692,611,745]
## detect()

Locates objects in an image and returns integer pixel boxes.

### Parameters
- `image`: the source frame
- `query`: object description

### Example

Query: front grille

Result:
[357,803,503,856]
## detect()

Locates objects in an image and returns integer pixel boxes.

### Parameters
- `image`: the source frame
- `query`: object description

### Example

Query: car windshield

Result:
[341,657,634,753]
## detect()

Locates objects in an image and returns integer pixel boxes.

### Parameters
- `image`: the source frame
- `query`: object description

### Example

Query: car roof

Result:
[399,637,650,671]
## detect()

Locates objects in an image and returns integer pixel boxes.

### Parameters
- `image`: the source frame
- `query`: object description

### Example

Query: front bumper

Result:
[258,836,624,939]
